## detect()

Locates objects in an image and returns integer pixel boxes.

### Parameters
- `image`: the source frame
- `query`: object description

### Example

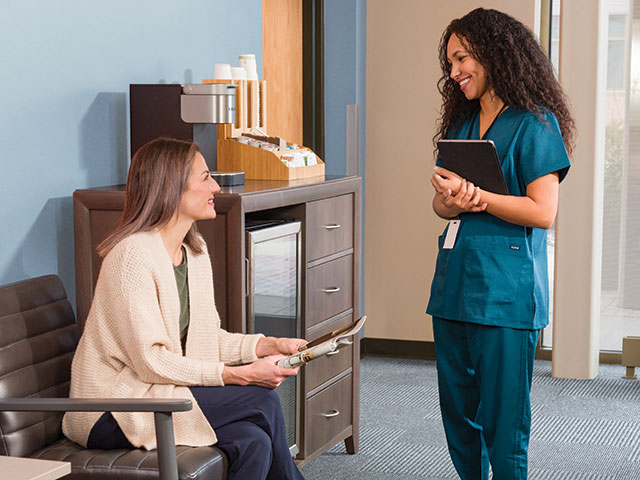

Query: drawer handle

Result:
[322,287,341,293]
[326,350,341,356]
[324,224,341,230]
[320,409,340,418]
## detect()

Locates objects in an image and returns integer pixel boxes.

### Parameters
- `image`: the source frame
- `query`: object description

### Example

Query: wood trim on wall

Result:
[262,0,304,145]
[361,338,437,360]
[362,340,624,365]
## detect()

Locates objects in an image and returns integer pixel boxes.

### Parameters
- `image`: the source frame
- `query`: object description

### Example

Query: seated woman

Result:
[63,138,306,480]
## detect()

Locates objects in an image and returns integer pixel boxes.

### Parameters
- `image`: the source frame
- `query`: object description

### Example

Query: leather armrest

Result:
[0,397,193,480]
[0,397,192,413]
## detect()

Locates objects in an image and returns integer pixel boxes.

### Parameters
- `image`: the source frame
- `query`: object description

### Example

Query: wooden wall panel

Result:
[262,0,303,145]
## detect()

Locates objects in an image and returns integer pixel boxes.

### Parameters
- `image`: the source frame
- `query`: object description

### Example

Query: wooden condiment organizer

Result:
[203,78,325,180]
[216,124,325,180]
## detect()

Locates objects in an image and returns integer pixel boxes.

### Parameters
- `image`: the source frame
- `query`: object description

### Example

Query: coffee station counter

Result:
[73,174,362,465]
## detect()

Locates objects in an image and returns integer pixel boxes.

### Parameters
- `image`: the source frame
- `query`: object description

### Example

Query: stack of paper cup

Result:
[238,54,259,81]
[213,63,232,80]
[231,67,247,81]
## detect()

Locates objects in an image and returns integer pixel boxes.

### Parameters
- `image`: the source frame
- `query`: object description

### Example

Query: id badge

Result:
[443,219,460,249]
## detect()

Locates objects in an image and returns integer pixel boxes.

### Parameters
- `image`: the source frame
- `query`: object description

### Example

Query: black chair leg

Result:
[154,412,179,480]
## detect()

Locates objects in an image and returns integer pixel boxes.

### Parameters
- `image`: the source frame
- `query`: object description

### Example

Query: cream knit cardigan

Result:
[62,230,263,449]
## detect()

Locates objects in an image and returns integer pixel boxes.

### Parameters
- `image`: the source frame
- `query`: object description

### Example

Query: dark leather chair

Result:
[0,275,228,480]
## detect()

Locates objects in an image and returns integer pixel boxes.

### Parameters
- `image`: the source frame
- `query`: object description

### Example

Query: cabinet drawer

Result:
[307,195,354,261]
[305,373,352,455]
[306,255,353,328]
[305,314,353,392]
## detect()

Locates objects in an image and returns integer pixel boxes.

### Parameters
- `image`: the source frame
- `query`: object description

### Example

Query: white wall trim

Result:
[552,0,607,379]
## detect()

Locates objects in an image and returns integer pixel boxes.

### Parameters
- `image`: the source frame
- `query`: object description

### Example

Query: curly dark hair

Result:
[434,8,575,155]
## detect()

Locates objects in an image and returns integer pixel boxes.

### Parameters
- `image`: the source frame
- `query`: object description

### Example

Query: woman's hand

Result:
[222,355,299,389]
[223,336,306,388]
[431,166,486,217]
[432,175,487,219]
[431,166,463,195]
[441,179,487,213]
[256,336,307,357]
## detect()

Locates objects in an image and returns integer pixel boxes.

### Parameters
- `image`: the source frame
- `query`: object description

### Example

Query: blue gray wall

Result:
[324,0,367,314]
[324,0,367,179]
[0,0,262,308]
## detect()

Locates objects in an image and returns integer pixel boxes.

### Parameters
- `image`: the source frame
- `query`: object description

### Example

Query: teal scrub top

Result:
[426,108,571,330]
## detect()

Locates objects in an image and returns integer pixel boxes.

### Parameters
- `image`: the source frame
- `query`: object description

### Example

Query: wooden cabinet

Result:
[305,313,353,392]
[300,193,358,460]
[73,175,362,465]
[306,254,353,328]
[306,195,354,261]
[304,372,353,457]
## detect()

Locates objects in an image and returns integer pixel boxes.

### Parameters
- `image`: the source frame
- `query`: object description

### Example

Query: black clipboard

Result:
[437,139,509,195]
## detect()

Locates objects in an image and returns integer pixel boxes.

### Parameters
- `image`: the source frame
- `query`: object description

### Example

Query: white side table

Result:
[1,456,71,480]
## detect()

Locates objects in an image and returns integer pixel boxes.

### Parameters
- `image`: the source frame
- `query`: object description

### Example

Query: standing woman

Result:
[63,138,306,480]
[427,8,575,480]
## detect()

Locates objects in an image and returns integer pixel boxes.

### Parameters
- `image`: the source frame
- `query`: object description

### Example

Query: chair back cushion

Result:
[0,274,80,457]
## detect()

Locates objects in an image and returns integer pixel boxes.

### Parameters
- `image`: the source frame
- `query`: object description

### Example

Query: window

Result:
[608,15,626,90]
[600,0,640,352]
[542,0,640,353]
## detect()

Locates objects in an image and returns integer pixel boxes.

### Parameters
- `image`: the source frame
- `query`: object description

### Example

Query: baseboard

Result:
[536,347,621,364]
[361,338,436,360]
[362,339,622,365]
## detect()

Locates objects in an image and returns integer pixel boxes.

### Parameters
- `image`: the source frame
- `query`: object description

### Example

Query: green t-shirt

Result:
[173,246,190,352]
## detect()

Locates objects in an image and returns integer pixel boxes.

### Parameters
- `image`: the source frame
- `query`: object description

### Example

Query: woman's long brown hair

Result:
[98,138,205,257]
[434,8,575,156]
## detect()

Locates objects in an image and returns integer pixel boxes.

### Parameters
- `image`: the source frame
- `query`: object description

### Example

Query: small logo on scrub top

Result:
[510,245,520,250]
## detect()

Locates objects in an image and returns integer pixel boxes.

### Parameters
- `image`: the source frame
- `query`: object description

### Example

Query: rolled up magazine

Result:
[277,316,367,368]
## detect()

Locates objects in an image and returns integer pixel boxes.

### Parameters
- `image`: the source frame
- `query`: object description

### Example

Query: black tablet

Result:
[437,139,509,195]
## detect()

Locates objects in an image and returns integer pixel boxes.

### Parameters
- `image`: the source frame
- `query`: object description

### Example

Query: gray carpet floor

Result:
[301,356,640,479]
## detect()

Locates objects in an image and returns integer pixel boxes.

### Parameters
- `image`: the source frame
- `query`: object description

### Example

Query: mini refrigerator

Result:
[246,220,302,457]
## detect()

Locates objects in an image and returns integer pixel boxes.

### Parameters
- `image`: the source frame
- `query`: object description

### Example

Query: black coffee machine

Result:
[129,83,237,168]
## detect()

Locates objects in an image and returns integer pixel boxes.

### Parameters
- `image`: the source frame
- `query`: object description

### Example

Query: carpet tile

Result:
[559,377,640,401]
[533,415,640,447]
[528,470,615,480]
[301,357,639,479]
[629,444,640,462]
[360,444,457,478]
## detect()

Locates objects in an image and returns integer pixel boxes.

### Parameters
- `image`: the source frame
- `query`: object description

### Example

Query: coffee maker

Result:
[129,83,237,168]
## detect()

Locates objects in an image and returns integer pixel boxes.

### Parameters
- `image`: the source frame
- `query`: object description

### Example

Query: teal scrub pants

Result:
[432,317,539,480]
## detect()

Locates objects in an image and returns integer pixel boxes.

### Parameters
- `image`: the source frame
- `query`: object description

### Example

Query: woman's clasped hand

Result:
[431,166,487,215]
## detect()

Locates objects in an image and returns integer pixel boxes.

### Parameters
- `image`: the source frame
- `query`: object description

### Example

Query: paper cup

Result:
[238,54,258,80]
[213,63,232,80]
[231,67,247,81]
[238,54,257,69]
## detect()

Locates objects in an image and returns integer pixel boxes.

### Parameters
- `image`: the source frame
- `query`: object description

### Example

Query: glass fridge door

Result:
[246,221,301,456]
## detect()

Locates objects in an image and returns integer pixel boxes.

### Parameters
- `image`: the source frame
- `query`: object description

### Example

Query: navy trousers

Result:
[88,385,304,480]
[432,317,539,480]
